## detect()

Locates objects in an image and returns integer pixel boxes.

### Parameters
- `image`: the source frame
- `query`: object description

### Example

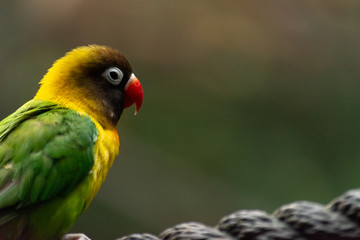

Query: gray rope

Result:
[118,189,360,240]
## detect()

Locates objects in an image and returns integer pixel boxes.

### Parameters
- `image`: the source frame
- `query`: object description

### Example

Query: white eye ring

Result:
[103,67,124,85]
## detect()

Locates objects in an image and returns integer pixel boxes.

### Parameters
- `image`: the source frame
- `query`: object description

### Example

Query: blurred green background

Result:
[2,0,360,239]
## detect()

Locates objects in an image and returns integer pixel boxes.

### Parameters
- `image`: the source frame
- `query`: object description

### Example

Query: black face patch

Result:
[73,46,134,126]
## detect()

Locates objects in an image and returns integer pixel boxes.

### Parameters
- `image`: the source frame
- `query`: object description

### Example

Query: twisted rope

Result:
[118,189,360,240]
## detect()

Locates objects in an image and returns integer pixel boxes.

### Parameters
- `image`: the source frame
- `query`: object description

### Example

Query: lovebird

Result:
[0,45,143,240]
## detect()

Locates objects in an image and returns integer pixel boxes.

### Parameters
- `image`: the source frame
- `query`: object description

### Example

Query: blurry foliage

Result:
[2,1,360,239]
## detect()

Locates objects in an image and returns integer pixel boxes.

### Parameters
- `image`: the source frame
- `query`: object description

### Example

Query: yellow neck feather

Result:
[34,46,116,130]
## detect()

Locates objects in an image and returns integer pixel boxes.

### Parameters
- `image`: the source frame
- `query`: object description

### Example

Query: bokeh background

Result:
[2,0,360,239]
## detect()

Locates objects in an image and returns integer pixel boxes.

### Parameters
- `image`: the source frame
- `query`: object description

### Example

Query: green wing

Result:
[0,99,97,213]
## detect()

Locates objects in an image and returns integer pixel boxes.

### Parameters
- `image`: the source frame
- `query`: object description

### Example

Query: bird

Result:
[0,45,143,240]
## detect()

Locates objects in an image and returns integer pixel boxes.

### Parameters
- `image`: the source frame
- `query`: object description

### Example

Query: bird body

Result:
[0,45,143,240]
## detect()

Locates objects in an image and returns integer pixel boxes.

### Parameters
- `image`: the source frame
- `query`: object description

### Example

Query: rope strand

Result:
[118,189,360,240]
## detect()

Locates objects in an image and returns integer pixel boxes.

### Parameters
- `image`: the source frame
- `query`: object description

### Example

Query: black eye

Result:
[103,67,124,85]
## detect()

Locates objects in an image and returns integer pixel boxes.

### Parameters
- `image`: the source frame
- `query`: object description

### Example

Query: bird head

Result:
[34,45,143,129]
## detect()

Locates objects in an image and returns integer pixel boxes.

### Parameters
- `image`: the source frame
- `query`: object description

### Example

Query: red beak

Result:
[124,74,143,115]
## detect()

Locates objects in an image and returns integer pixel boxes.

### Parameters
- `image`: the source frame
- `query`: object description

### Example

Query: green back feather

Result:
[0,99,98,222]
